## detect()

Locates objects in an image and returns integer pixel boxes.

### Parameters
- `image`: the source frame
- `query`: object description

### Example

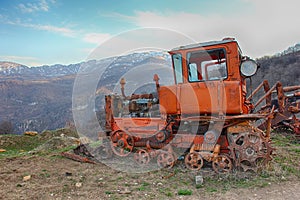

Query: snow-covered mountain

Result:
[0,61,28,74]
[0,61,81,77]
[275,43,300,57]
[0,51,171,78]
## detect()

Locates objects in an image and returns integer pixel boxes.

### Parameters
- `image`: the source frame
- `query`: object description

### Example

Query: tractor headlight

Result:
[240,59,258,77]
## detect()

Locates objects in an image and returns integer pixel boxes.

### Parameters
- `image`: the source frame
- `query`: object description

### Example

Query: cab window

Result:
[187,49,227,82]
[172,53,183,84]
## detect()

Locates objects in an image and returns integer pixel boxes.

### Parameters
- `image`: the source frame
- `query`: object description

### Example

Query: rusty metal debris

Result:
[61,152,96,164]
[252,81,300,137]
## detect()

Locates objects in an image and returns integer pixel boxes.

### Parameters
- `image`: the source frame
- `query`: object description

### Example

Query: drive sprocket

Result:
[110,130,134,157]
[228,130,273,172]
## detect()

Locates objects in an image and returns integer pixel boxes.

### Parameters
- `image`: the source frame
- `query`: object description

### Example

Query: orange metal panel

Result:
[114,117,165,132]
[180,81,242,115]
[224,81,243,114]
[180,82,214,114]
[159,81,243,115]
[158,85,179,114]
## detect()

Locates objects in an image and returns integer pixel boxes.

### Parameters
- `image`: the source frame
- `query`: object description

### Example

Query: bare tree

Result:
[0,121,14,135]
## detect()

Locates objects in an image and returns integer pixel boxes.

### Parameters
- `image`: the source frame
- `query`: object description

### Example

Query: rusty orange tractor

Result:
[103,38,299,173]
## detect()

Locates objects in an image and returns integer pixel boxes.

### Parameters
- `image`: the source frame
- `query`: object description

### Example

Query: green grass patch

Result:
[166,191,173,197]
[177,189,192,195]
[272,134,291,146]
[88,140,103,148]
[137,182,150,191]
[0,135,43,150]
[289,148,300,153]
[0,149,26,159]
[0,128,80,159]
[269,132,300,177]
[159,187,173,197]
[0,135,44,158]
[137,186,146,191]
[206,187,218,193]
[52,145,77,153]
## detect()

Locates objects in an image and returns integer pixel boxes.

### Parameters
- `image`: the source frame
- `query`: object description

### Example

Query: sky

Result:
[0,0,299,66]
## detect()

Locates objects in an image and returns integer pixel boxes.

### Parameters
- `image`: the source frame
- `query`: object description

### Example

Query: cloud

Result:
[83,33,112,44]
[32,24,76,37]
[1,15,112,42]
[1,17,76,37]
[87,28,195,61]
[17,0,54,13]
[122,0,300,58]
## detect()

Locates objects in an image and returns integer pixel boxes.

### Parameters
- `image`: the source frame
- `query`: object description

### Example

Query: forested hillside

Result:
[254,51,300,87]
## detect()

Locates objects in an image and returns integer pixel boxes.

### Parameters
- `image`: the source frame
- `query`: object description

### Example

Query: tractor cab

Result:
[157,38,258,116]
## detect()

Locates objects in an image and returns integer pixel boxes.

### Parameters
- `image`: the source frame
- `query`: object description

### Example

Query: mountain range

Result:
[0,52,171,134]
[0,44,299,134]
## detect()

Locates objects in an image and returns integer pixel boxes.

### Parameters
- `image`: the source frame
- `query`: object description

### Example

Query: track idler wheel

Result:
[157,151,175,169]
[110,130,134,157]
[134,149,150,165]
[184,152,204,170]
[212,154,233,173]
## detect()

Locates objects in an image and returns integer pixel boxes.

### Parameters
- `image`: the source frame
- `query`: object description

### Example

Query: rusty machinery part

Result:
[134,141,166,149]
[250,80,300,136]
[280,115,300,136]
[133,129,172,149]
[204,130,217,144]
[134,149,151,165]
[157,151,176,169]
[156,130,166,142]
[155,130,170,143]
[184,152,204,170]
[292,120,300,135]
[61,152,96,164]
[110,130,134,157]
[212,154,233,173]
[274,119,300,136]
[73,144,93,158]
[228,131,273,172]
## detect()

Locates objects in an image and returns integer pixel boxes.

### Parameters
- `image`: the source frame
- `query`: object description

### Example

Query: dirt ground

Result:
[0,155,299,200]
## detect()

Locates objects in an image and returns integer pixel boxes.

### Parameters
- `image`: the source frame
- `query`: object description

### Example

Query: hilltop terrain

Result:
[0,129,299,199]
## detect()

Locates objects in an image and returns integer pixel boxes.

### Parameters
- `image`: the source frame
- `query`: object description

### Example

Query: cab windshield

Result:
[187,49,227,82]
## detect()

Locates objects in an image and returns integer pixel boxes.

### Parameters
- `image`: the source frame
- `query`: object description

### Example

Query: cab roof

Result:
[171,38,238,51]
